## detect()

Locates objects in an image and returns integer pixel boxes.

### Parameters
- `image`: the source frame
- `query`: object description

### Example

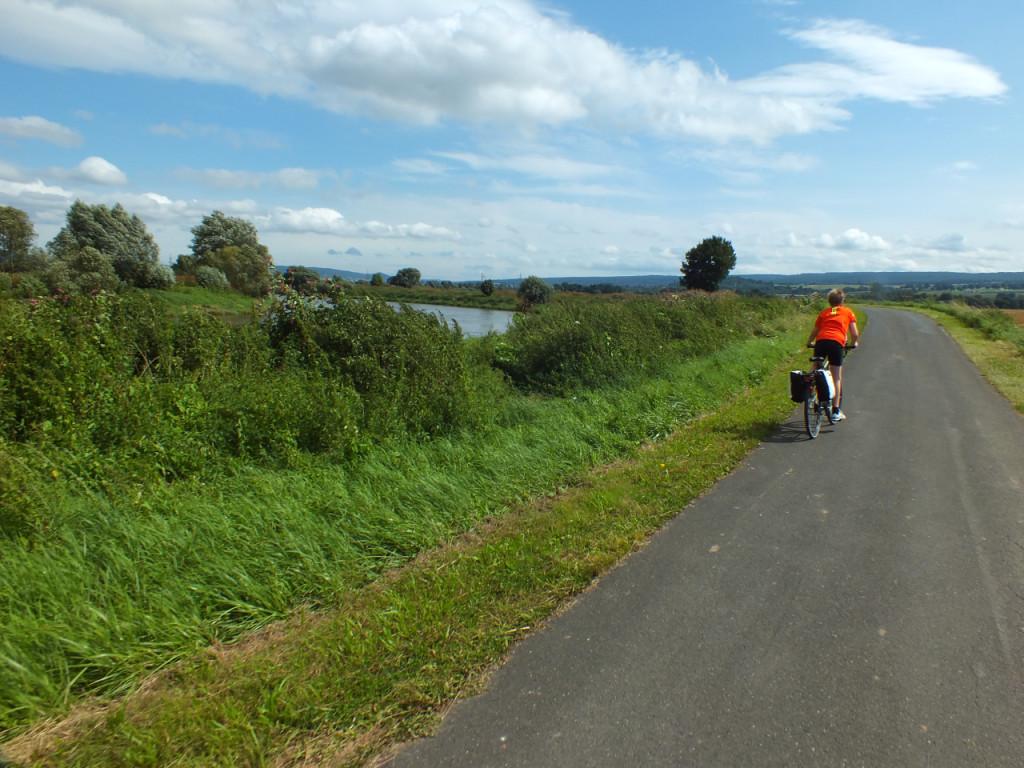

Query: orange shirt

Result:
[814,306,857,345]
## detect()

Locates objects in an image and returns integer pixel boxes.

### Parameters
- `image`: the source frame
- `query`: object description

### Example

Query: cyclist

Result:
[806,288,859,421]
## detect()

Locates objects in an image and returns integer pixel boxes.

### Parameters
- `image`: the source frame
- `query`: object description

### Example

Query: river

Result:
[389,302,517,337]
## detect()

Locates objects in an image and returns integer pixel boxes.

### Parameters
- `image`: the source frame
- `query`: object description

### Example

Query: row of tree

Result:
[0,203,274,297]
[2,202,739,300]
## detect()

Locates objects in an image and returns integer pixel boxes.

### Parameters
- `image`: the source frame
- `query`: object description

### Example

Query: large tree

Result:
[387,267,421,288]
[680,236,737,292]
[178,211,274,296]
[0,206,36,273]
[48,201,170,288]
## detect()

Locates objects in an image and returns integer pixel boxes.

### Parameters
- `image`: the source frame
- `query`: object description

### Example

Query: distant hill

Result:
[278,266,371,282]
[280,266,1024,292]
[723,271,1024,288]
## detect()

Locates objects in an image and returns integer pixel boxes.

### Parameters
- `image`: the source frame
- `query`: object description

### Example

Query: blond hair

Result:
[827,289,845,307]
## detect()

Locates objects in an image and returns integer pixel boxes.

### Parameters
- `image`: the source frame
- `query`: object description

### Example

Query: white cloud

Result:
[43,156,130,186]
[781,20,1008,104]
[818,228,890,251]
[0,177,74,201]
[259,206,461,241]
[175,167,329,190]
[0,115,83,146]
[76,156,129,185]
[0,4,1006,145]
[436,151,616,181]
[150,122,283,149]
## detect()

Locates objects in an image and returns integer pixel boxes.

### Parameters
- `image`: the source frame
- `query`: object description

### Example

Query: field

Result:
[1005,309,1024,326]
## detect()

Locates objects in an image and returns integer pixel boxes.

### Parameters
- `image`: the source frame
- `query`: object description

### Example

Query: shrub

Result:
[494,293,790,394]
[194,266,230,290]
[263,293,476,437]
[517,276,553,307]
[143,263,176,290]
[495,296,668,392]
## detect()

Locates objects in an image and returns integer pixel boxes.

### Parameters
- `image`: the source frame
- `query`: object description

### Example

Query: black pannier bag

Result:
[789,370,806,403]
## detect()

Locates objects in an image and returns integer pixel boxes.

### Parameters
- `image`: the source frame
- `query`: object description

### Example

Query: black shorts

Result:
[814,339,845,368]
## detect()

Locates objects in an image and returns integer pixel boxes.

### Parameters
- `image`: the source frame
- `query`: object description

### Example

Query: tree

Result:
[480,279,495,297]
[178,211,274,296]
[46,246,120,294]
[0,206,36,272]
[189,210,261,257]
[517,275,553,306]
[388,267,421,288]
[48,201,163,288]
[680,236,737,292]
[370,272,386,287]
[283,266,321,294]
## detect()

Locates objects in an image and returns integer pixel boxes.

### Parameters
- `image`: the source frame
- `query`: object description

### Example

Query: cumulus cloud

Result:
[818,228,890,250]
[0,3,1006,145]
[0,115,83,146]
[45,157,129,185]
[77,156,129,185]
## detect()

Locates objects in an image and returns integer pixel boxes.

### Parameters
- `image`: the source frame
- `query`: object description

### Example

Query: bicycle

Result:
[792,346,854,439]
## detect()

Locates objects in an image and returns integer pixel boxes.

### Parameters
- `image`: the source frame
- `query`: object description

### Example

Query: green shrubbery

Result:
[931,302,1024,353]
[0,290,796,535]
[495,292,790,393]
[0,289,483,532]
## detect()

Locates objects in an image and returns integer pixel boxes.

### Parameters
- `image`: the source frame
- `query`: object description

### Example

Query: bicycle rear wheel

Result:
[804,383,822,438]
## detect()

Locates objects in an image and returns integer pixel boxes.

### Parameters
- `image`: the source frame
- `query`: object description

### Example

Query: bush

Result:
[494,293,791,394]
[143,263,176,290]
[264,293,477,437]
[194,266,230,290]
[517,276,553,307]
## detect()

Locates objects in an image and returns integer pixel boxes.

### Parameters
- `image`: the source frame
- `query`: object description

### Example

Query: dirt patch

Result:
[1004,309,1024,326]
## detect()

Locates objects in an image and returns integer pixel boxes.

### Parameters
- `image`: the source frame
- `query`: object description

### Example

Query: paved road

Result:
[389,307,1024,767]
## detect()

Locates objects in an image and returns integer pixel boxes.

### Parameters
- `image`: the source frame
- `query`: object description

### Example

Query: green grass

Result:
[145,285,269,321]
[2,324,809,767]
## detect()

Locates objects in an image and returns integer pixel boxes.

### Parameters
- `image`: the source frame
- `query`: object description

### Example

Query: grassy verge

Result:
[910,304,1024,412]
[3,326,808,767]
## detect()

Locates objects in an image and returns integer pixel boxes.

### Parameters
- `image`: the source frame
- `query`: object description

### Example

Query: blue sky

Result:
[0,0,1019,281]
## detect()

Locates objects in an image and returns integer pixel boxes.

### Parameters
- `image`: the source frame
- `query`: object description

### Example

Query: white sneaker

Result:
[832,409,846,421]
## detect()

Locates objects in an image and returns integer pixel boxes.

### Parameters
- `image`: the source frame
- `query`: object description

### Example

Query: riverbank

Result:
[1,291,812,763]
[3,324,812,767]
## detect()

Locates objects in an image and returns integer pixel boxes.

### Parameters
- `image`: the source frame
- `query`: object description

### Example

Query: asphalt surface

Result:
[389,307,1024,767]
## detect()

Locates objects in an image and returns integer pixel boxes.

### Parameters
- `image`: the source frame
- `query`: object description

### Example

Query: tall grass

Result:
[0,288,807,731]
[927,301,1024,353]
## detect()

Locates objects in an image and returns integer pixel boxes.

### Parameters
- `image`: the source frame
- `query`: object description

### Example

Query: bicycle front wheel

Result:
[804,385,822,438]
